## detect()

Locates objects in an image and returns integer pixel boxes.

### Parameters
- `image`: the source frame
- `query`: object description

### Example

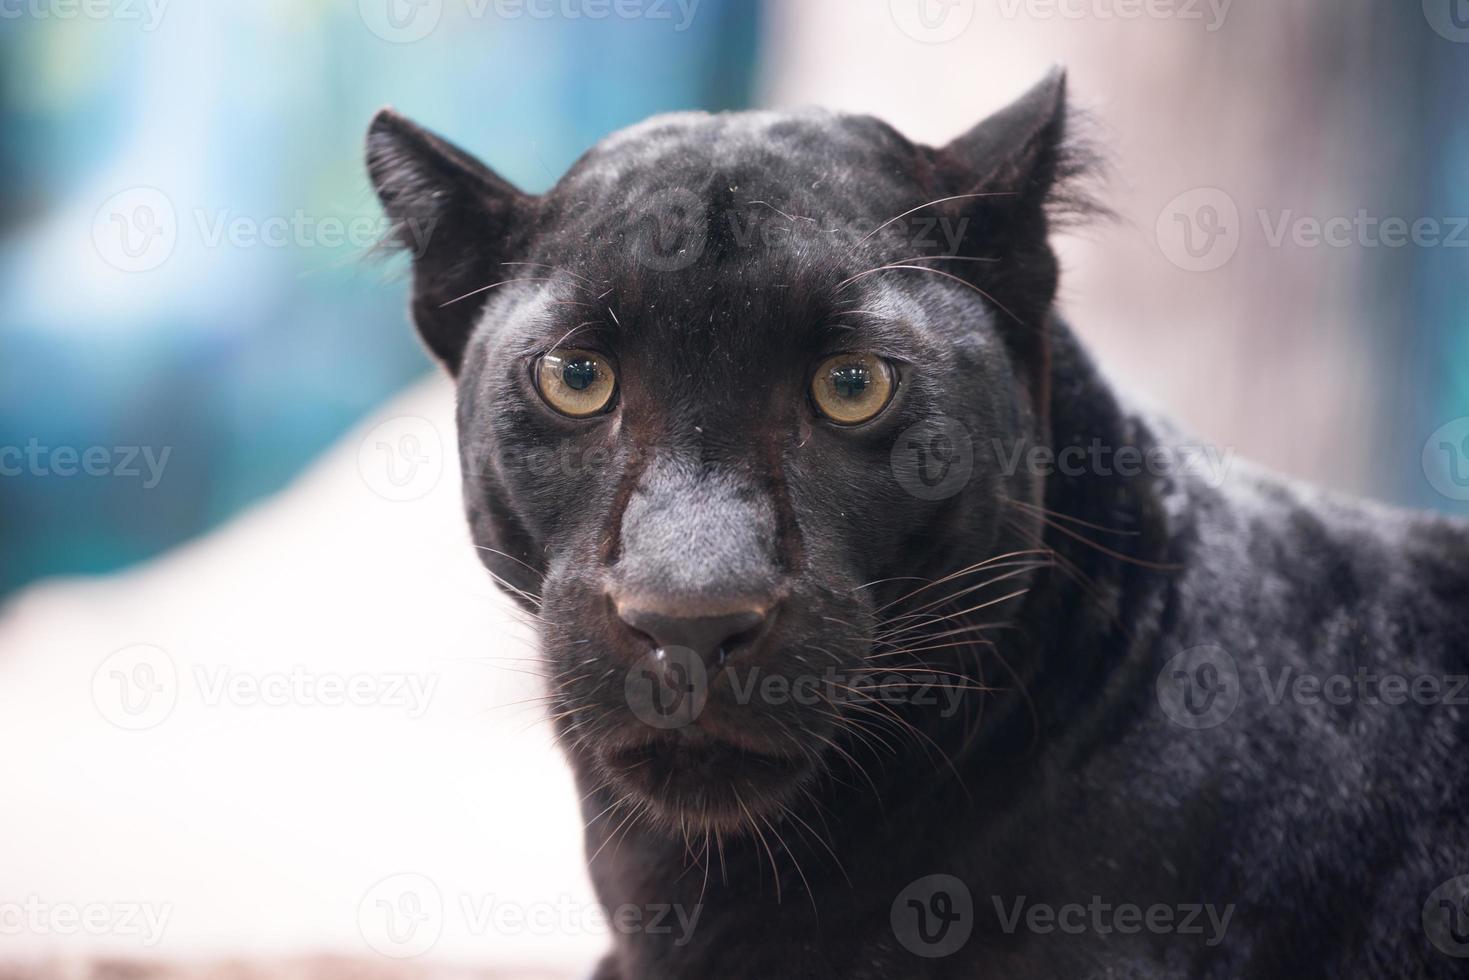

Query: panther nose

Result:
[615,603,768,669]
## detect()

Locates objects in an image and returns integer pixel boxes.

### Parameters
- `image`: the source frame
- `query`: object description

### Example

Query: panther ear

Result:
[366,109,534,374]
[931,69,1089,422]
[938,67,1071,217]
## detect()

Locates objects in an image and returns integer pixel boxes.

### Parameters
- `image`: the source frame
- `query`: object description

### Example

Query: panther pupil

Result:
[833,365,870,399]
[563,359,597,391]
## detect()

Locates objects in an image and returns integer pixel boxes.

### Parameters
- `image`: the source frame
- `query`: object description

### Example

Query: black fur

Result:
[367,73,1469,978]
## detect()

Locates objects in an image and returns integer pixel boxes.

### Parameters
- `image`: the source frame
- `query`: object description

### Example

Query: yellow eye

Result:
[810,352,895,425]
[536,348,617,418]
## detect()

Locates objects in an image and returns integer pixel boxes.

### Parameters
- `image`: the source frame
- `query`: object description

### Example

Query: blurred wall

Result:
[3,0,1466,603]
[0,0,760,599]
[763,0,1469,514]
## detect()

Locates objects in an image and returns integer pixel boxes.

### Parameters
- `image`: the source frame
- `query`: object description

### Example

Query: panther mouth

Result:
[597,730,810,827]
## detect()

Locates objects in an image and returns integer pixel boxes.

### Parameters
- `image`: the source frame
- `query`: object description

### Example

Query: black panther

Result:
[366,71,1469,978]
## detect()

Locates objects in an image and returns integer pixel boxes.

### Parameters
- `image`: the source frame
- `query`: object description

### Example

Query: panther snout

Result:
[613,598,771,672]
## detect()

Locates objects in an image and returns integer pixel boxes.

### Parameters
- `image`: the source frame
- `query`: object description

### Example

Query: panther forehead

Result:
[548,107,926,219]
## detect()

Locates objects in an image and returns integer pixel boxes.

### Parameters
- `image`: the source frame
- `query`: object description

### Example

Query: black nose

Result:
[616,603,767,668]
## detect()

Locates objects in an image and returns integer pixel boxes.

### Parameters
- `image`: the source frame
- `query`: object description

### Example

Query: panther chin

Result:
[596,726,814,833]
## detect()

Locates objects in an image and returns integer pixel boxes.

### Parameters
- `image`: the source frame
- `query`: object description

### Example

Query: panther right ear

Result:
[366,109,534,374]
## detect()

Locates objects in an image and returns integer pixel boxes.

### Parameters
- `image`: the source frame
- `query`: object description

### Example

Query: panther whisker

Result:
[736,792,782,904]
[870,548,1052,613]
[835,264,1028,328]
[438,275,559,308]
[856,191,1018,246]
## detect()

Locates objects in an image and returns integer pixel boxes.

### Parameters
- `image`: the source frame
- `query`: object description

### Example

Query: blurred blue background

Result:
[0,0,760,597]
[1,0,1466,601]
